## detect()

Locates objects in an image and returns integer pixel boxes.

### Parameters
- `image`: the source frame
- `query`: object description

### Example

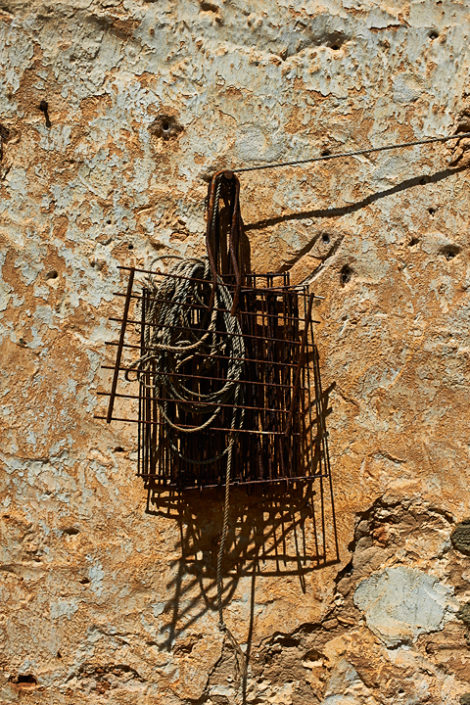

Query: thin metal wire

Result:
[232,131,470,173]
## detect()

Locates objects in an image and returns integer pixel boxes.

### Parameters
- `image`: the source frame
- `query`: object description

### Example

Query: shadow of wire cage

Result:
[96,264,337,556]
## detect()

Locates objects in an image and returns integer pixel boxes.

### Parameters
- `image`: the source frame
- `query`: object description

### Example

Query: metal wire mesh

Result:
[97,265,332,492]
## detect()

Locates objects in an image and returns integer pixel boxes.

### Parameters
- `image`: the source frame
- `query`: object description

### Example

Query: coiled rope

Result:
[132,256,245,446]
[127,255,247,701]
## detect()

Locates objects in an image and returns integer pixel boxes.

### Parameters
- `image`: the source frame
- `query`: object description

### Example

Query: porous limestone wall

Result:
[1,1,470,703]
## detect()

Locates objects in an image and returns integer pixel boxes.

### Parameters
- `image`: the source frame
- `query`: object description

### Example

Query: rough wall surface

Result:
[1,0,470,703]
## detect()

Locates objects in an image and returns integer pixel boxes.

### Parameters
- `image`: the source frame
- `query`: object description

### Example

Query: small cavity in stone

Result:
[45,269,58,280]
[322,233,330,243]
[340,264,353,286]
[0,124,10,141]
[11,674,37,688]
[199,0,219,12]
[408,237,419,247]
[62,526,79,535]
[440,244,461,260]
[149,114,183,141]
[428,30,439,40]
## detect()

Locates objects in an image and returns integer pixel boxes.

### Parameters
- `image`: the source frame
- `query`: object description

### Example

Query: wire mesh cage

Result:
[97,265,331,491]
[96,171,333,497]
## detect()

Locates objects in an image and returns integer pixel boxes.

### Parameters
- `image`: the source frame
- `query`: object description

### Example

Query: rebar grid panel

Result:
[97,266,330,491]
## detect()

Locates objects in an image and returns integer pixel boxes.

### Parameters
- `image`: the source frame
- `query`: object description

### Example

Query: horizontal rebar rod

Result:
[105,340,307,369]
[97,389,296,415]
[119,264,288,278]
[113,290,318,324]
[100,363,310,391]
[136,474,326,487]
[109,316,315,347]
[94,414,301,436]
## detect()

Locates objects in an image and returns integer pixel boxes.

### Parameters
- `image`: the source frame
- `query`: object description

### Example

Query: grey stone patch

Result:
[322,659,378,705]
[451,519,470,556]
[353,566,455,647]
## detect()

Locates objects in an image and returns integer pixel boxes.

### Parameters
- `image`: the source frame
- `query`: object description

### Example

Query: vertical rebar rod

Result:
[107,268,135,423]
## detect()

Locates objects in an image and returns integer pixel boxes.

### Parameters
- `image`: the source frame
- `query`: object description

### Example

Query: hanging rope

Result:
[127,253,247,702]
[127,256,245,460]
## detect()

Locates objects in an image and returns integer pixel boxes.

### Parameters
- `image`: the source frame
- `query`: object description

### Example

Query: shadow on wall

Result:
[244,164,470,231]
[145,358,338,651]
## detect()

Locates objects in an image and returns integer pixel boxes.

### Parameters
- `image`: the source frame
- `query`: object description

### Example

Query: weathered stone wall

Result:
[1,1,470,703]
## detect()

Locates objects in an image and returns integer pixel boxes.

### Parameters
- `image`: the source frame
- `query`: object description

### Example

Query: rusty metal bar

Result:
[100,364,310,391]
[111,291,320,324]
[108,316,317,347]
[106,267,134,423]
[284,293,314,435]
[104,340,304,370]
[135,474,324,487]
[94,414,301,436]
[98,390,292,416]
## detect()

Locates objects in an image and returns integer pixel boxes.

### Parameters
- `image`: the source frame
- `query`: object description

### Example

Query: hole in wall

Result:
[114,446,125,453]
[321,149,331,157]
[428,207,436,215]
[428,30,439,40]
[148,113,183,141]
[340,264,353,286]
[45,269,58,280]
[199,0,219,12]
[408,237,419,247]
[79,576,90,584]
[11,674,37,688]
[323,31,347,50]
[440,244,461,260]
[128,243,134,250]
[38,100,51,128]
[0,123,11,141]
[62,526,79,535]
[56,651,62,659]
[322,233,330,243]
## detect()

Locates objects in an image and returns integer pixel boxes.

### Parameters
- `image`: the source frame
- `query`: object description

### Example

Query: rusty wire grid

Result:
[96,263,332,492]
[95,171,339,687]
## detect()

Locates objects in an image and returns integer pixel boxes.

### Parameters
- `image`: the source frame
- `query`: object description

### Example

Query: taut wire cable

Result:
[232,131,470,173]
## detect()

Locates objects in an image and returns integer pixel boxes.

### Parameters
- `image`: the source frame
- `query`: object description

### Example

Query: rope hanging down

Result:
[127,171,249,702]
[232,130,470,173]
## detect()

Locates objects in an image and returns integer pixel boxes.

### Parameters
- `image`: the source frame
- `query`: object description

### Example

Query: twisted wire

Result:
[232,130,470,173]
